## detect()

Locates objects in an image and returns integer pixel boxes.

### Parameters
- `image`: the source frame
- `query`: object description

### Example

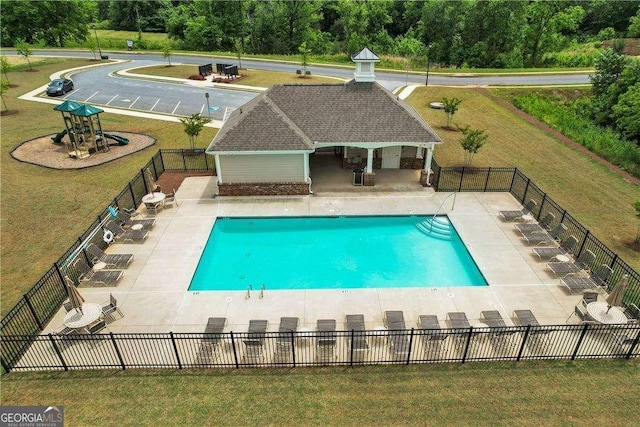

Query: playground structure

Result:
[52,101,129,159]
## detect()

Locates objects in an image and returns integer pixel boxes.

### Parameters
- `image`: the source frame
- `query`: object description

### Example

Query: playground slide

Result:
[51,129,68,144]
[102,133,129,145]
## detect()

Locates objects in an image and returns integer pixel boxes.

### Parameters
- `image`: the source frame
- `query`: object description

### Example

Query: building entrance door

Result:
[381,146,401,169]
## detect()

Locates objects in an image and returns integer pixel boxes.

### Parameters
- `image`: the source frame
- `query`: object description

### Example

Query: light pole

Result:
[425,44,433,86]
[93,27,103,59]
[205,93,211,118]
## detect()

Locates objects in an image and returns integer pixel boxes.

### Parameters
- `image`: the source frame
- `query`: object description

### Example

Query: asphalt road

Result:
[17,49,593,119]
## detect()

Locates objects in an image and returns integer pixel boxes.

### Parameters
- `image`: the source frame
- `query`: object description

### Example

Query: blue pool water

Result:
[189,216,487,291]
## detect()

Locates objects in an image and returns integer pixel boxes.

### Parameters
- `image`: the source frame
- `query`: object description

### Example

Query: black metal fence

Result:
[0,149,214,372]
[4,323,639,371]
[431,160,640,308]
[1,150,639,372]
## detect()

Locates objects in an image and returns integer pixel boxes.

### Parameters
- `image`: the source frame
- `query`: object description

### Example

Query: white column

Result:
[214,154,223,184]
[303,152,310,182]
[424,146,433,185]
[343,146,348,158]
[366,148,374,173]
[416,147,424,159]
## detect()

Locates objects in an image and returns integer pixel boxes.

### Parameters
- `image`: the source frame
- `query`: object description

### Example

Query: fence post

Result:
[109,332,126,370]
[54,263,67,290]
[152,160,159,181]
[182,150,187,171]
[23,295,43,330]
[349,329,355,367]
[576,230,590,258]
[48,334,68,371]
[516,326,530,361]
[522,178,530,203]
[204,152,209,170]
[458,167,465,192]
[405,328,415,365]
[461,328,472,363]
[128,182,136,207]
[571,324,590,360]
[290,331,296,367]
[483,167,491,192]
[230,331,239,369]
[0,354,11,373]
[170,332,182,369]
[609,254,619,270]
[508,168,518,194]
[625,328,640,360]
[539,194,547,217]
[140,168,148,193]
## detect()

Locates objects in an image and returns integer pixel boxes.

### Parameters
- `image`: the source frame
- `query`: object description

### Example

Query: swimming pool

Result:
[189,216,487,291]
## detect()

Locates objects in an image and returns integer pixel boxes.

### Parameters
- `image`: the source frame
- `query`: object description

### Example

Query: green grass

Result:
[2,361,639,425]
[132,64,344,86]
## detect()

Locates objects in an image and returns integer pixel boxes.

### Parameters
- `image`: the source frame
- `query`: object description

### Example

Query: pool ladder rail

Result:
[416,192,457,240]
[246,284,266,299]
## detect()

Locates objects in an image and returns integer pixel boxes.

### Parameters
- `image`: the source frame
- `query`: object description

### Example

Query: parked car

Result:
[46,78,74,96]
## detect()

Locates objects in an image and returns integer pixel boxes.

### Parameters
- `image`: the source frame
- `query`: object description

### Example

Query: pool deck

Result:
[45,175,587,335]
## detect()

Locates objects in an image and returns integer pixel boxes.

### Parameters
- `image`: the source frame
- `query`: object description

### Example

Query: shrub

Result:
[188,74,205,80]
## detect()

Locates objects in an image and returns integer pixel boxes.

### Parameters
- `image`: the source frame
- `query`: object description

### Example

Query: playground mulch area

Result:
[10,131,156,169]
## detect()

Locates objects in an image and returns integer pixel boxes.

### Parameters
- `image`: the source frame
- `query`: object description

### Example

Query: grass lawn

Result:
[132,64,345,86]
[2,361,639,425]
[1,55,639,426]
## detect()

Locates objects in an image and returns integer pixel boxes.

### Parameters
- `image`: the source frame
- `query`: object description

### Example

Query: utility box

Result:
[353,168,364,186]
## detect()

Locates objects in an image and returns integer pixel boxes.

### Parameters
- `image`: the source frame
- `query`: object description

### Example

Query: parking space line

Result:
[84,91,99,102]
[199,104,204,115]
[106,94,119,105]
[171,101,181,115]
[129,96,140,109]
[150,99,160,111]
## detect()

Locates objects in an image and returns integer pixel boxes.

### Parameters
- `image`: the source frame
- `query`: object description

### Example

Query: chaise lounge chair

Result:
[561,264,613,294]
[274,317,299,362]
[383,311,409,360]
[521,223,567,245]
[546,250,596,277]
[86,243,134,269]
[514,212,555,235]
[346,314,369,361]
[316,319,337,363]
[194,317,227,365]
[481,310,515,355]
[117,209,156,230]
[481,310,508,328]
[418,315,446,358]
[73,257,123,287]
[243,319,268,364]
[532,235,578,261]
[513,310,540,327]
[446,312,470,352]
[105,220,149,243]
[499,199,537,222]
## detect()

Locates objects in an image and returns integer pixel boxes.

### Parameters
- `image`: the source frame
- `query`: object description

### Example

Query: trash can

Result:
[353,168,363,186]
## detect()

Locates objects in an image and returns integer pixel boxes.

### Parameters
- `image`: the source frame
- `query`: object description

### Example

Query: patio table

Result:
[63,303,102,332]
[586,301,627,324]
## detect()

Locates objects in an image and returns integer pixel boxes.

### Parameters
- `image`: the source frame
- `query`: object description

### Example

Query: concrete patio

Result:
[44,174,589,336]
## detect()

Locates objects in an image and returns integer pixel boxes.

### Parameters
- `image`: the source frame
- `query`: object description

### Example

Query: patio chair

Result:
[117,209,156,230]
[498,199,537,222]
[86,243,134,269]
[383,311,409,360]
[88,319,107,334]
[622,303,640,324]
[346,314,369,361]
[316,319,337,363]
[54,326,79,351]
[514,212,555,235]
[545,250,596,277]
[561,264,613,294]
[418,315,447,357]
[101,294,124,323]
[243,319,268,363]
[105,220,149,243]
[521,223,567,245]
[513,310,540,327]
[63,301,73,313]
[73,258,123,287]
[532,235,578,261]
[163,189,179,208]
[202,317,227,347]
[274,317,299,362]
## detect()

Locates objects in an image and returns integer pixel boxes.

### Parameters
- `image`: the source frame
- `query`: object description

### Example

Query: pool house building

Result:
[205,48,443,196]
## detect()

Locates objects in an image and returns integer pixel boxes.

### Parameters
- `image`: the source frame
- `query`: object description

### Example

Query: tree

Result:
[0,79,9,112]
[162,41,173,66]
[458,125,488,166]
[86,37,98,60]
[298,42,312,76]
[179,114,210,150]
[612,83,640,143]
[441,97,463,128]
[634,201,640,243]
[1,56,11,86]
[15,39,33,70]
[235,38,244,70]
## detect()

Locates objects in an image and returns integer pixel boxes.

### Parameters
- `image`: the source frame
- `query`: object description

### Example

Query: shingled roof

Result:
[207,80,442,153]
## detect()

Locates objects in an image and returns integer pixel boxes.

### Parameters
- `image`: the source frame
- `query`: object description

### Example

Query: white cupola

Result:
[351,47,380,82]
